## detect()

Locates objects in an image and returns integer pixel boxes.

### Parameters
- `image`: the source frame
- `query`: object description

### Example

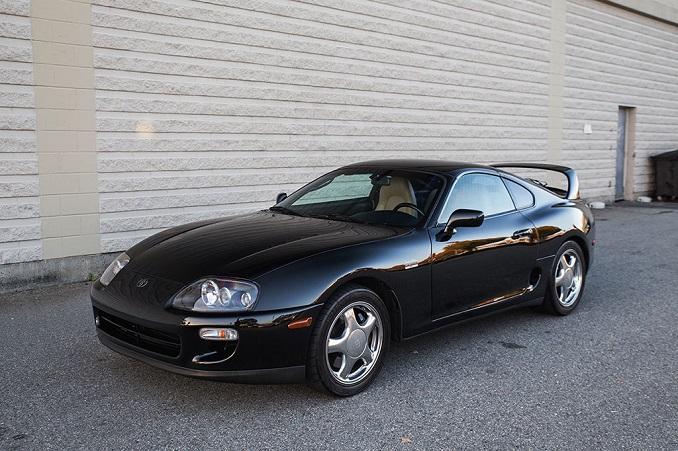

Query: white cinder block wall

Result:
[563,0,678,198]
[92,0,553,252]
[0,0,41,264]
[0,0,676,269]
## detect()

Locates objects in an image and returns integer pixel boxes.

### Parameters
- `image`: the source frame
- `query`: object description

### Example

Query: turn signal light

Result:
[199,328,238,341]
[288,317,313,330]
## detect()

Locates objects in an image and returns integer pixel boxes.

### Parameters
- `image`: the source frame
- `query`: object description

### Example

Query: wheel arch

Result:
[323,276,403,342]
[565,233,590,271]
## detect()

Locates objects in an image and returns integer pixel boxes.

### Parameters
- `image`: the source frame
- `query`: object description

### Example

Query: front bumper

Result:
[91,282,322,384]
[97,332,305,383]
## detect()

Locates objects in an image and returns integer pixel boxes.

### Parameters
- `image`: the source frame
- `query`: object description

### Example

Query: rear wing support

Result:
[491,163,580,200]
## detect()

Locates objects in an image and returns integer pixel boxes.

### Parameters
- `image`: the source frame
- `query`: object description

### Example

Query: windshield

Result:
[273,169,444,227]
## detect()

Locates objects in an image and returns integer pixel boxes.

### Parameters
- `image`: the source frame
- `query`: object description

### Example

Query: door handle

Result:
[512,228,533,239]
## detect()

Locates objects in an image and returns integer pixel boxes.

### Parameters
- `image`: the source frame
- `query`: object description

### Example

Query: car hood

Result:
[124,211,401,284]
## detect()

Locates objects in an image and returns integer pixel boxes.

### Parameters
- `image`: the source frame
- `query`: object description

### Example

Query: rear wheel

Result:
[541,241,587,315]
[306,285,390,396]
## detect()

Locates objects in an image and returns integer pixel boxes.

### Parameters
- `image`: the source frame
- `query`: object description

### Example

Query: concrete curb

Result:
[612,200,678,210]
[0,252,116,294]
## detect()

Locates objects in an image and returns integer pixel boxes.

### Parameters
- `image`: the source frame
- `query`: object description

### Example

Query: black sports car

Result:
[91,160,595,396]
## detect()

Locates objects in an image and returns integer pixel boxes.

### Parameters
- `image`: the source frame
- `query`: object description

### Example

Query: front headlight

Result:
[99,252,130,286]
[171,278,259,313]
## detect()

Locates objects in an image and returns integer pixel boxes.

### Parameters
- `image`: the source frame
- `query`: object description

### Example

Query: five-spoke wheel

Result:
[307,285,390,396]
[554,249,583,307]
[326,302,383,384]
[542,241,587,315]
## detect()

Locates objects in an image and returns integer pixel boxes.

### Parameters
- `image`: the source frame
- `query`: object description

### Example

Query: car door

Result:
[429,172,538,319]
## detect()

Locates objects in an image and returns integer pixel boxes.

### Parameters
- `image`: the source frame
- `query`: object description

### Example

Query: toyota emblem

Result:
[136,278,149,288]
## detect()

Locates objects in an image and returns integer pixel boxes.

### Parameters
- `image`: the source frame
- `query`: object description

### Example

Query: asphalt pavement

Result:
[1,205,676,450]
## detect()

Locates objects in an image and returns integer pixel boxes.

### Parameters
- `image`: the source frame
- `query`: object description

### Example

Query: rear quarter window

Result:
[504,179,535,209]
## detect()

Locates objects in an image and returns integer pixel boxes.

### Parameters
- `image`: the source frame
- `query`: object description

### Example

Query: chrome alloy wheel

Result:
[325,301,384,385]
[555,249,583,307]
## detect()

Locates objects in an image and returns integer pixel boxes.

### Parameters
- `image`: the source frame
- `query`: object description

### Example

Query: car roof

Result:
[341,159,492,173]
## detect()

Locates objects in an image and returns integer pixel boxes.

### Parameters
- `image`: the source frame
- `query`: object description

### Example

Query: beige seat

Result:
[375,177,417,217]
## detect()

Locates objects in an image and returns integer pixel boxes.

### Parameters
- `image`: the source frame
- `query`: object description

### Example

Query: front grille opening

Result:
[96,310,180,358]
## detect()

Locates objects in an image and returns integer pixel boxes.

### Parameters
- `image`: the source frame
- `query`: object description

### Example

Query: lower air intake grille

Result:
[97,310,180,358]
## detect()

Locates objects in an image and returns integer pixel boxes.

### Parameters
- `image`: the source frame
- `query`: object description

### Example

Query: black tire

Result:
[541,240,587,315]
[306,284,390,396]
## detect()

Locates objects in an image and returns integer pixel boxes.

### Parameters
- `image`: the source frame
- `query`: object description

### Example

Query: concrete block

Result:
[0,222,40,242]
[31,19,92,45]
[0,179,39,198]
[31,41,93,68]
[0,243,41,266]
[31,0,91,24]
[59,192,99,215]
[41,237,62,259]
[0,198,40,219]
[41,213,99,238]
[37,131,95,152]
[0,0,30,17]
[0,157,36,175]
[0,252,115,293]
[38,173,98,195]
[34,86,95,110]
[33,64,94,88]
[38,151,97,174]
[61,233,100,256]
[42,215,80,237]
[39,192,99,216]
[36,109,96,131]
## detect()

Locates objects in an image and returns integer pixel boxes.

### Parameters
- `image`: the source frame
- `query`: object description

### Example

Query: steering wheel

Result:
[392,202,425,216]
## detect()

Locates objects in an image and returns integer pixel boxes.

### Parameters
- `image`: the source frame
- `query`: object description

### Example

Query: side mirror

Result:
[436,209,484,241]
[276,192,287,203]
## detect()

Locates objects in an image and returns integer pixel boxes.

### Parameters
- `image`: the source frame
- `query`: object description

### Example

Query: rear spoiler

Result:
[491,163,580,200]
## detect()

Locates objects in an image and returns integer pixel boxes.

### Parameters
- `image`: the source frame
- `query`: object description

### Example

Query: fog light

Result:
[95,315,100,327]
[199,328,238,341]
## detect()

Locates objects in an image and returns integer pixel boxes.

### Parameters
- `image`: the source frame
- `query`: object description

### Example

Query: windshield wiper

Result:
[309,213,367,224]
[269,206,305,217]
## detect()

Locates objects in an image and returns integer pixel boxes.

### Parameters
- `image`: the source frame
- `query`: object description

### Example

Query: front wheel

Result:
[306,285,390,396]
[541,240,587,315]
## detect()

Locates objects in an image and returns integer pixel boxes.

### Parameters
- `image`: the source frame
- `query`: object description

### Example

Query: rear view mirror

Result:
[370,174,392,186]
[276,192,287,203]
[436,209,484,241]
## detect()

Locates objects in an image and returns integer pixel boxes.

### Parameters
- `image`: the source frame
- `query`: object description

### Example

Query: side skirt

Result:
[402,294,543,342]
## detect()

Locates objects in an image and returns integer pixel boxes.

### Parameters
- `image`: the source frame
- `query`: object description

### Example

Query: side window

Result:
[439,173,515,222]
[504,179,535,209]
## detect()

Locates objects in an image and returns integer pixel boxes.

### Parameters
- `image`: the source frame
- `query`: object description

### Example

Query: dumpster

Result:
[652,149,678,199]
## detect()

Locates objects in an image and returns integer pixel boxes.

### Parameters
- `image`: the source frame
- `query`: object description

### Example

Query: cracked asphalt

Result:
[1,205,677,450]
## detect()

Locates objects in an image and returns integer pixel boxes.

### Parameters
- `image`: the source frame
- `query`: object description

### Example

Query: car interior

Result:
[281,171,444,227]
